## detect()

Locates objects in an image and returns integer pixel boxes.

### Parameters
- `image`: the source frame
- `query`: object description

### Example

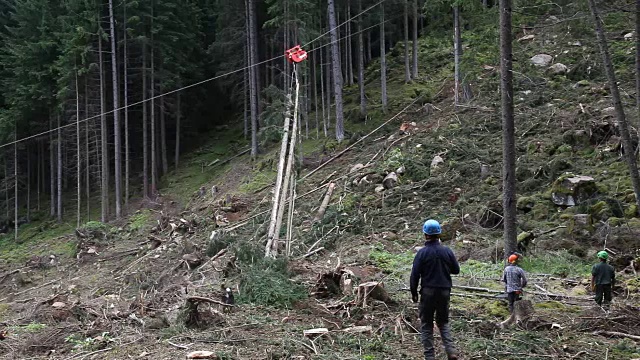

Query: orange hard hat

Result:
[508,254,519,263]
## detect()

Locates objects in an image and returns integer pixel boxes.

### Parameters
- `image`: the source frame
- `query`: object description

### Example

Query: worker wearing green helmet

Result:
[591,251,615,308]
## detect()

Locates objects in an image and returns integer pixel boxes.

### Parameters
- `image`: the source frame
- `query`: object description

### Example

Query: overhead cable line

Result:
[0,0,387,150]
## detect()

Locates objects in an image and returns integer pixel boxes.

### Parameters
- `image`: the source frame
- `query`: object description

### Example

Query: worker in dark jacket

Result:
[591,251,615,308]
[410,219,461,360]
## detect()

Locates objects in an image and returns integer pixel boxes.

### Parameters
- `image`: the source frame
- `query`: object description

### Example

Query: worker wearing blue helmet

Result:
[410,219,460,360]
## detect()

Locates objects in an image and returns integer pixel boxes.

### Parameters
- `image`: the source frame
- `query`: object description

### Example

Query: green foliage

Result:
[65,332,113,352]
[368,244,414,274]
[459,259,503,279]
[520,251,591,277]
[20,322,46,333]
[81,221,110,232]
[237,258,307,308]
[128,210,153,232]
[206,231,235,257]
[383,148,405,172]
[239,169,277,194]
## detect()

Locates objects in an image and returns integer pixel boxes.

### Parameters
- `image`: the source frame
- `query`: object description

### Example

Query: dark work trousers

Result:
[419,287,456,360]
[595,284,612,306]
[507,291,522,313]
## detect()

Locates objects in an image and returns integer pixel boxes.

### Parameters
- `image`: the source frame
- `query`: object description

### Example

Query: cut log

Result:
[186,351,217,359]
[314,182,336,222]
[382,172,398,189]
[357,281,391,307]
[342,325,372,334]
[182,253,203,269]
[303,328,329,338]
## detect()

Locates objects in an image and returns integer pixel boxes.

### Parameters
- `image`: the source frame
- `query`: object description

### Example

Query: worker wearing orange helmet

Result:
[502,253,528,313]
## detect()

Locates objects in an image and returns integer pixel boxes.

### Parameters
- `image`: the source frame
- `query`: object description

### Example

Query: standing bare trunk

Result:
[14,138,17,240]
[160,96,168,175]
[380,5,388,113]
[49,117,55,218]
[175,91,181,169]
[346,0,354,87]
[99,33,109,222]
[27,146,30,222]
[85,80,90,220]
[4,154,8,219]
[142,44,148,198]
[244,51,249,140]
[304,66,310,138]
[366,33,372,65]
[313,50,319,138]
[358,0,366,117]
[412,0,419,79]
[57,115,62,223]
[108,0,122,219]
[328,0,345,142]
[325,46,332,135]
[151,31,157,196]
[270,71,301,258]
[588,0,640,215]
[123,1,130,210]
[266,91,293,257]
[636,0,640,143]
[454,5,461,106]
[320,48,327,137]
[37,140,41,212]
[76,71,81,227]
[500,0,517,257]
[404,0,411,83]
[247,0,259,158]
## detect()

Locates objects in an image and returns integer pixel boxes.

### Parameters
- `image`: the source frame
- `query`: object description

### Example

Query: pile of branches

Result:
[573,304,640,340]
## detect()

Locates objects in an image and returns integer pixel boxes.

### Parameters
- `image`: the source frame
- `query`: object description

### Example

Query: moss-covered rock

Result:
[589,200,613,221]
[441,217,463,242]
[565,214,594,238]
[550,174,598,206]
[517,232,535,253]
[624,204,638,218]
[516,196,536,213]
[608,217,625,227]
[562,129,591,148]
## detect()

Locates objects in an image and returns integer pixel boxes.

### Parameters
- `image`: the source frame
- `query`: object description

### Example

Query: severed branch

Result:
[187,296,234,307]
[302,247,325,259]
[313,183,336,222]
[593,330,640,341]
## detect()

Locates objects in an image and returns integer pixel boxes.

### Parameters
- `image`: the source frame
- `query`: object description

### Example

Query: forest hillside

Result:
[0,0,639,359]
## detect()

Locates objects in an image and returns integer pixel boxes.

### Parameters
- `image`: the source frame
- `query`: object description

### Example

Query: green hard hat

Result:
[597,251,608,260]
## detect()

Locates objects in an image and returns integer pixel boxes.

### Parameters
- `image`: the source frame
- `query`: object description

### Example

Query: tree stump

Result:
[356,281,391,307]
[183,297,227,328]
[500,300,535,328]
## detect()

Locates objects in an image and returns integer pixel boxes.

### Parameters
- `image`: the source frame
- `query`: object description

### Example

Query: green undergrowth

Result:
[237,257,307,309]
[520,250,591,278]
[161,124,246,201]
[0,220,75,264]
[127,210,154,232]
[229,240,307,309]
[368,244,414,274]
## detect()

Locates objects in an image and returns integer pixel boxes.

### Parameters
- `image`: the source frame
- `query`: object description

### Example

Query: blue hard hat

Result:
[422,219,442,235]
